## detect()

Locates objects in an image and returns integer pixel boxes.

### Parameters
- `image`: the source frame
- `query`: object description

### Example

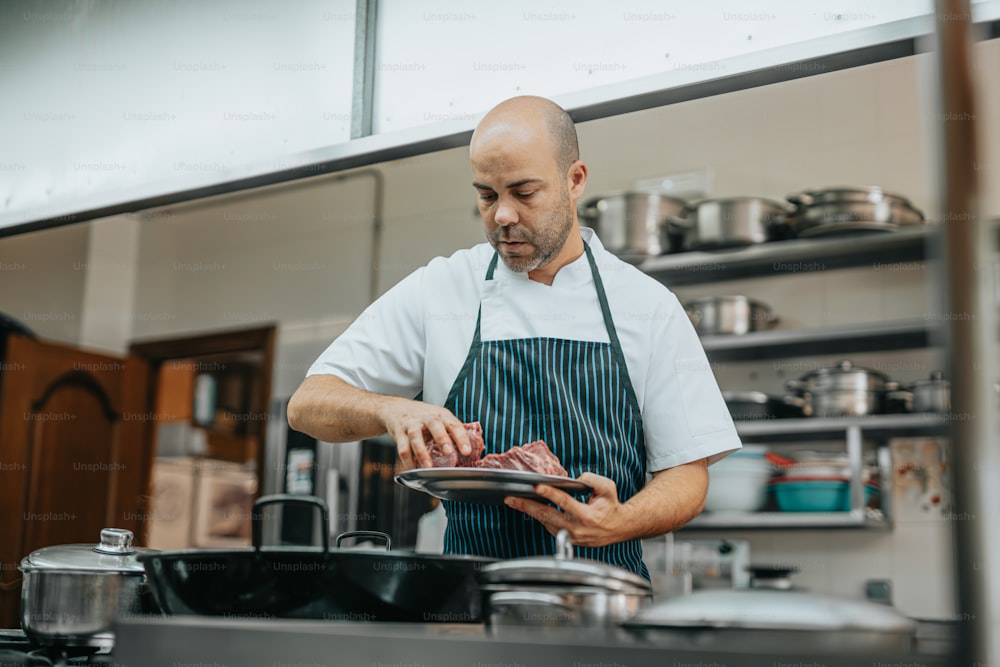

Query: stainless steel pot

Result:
[669,197,792,251]
[623,588,916,654]
[910,371,950,413]
[684,296,777,336]
[479,530,651,631]
[19,528,158,649]
[787,360,889,417]
[787,186,925,237]
[579,192,687,260]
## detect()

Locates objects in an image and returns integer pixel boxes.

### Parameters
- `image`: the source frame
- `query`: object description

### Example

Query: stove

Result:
[0,630,117,667]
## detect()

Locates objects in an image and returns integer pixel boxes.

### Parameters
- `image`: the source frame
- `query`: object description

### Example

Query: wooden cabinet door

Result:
[0,335,151,628]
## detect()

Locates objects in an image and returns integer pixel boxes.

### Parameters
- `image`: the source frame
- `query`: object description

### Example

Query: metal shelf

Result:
[639,227,932,286]
[700,318,941,361]
[735,412,950,442]
[682,509,889,531]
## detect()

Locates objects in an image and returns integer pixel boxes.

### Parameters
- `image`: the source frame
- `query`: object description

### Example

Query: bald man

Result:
[288,96,740,576]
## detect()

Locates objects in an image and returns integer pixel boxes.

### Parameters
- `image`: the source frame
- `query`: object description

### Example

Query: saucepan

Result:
[19,528,160,649]
[479,529,652,633]
[139,494,495,623]
[668,197,794,251]
[685,296,778,336]
[579,191,688,260]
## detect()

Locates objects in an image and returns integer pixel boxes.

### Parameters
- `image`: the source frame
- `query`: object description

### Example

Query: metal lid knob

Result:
[93,528,135,555]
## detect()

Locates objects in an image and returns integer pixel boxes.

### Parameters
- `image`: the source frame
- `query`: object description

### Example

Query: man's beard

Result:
[489,189,575,273]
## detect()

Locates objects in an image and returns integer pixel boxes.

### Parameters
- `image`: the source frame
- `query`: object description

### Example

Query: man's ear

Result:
[567,160,587,200]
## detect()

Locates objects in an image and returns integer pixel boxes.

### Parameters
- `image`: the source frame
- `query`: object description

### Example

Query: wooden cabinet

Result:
[0,334,153,628]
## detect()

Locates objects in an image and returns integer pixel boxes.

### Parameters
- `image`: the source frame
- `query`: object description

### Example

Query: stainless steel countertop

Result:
[115,615,956,667]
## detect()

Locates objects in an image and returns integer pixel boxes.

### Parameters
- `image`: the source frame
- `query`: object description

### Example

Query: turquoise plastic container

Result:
[771,480,878,512]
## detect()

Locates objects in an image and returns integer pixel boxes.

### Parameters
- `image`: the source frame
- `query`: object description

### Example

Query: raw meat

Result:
[426,422,485,467]
[425,422,568,477]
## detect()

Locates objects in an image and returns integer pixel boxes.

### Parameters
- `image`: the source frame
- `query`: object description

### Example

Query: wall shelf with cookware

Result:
[638,225,932,286]
[589,186,959,532]
[697,317,939,361]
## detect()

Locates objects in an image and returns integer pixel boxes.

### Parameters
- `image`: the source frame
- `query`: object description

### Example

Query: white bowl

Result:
[704,465,773,512]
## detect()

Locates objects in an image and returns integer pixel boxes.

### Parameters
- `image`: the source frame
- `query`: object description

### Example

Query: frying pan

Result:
[139,494,495,623]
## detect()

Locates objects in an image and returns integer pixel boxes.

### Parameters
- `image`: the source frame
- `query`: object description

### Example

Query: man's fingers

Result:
[406,425,433,468]
[446,420,472,456]
[394,431,414,470]
[425,420,454,456]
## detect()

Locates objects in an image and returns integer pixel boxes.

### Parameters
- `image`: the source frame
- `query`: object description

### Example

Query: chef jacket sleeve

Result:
[306,266,426,399]
[641,291,741,471]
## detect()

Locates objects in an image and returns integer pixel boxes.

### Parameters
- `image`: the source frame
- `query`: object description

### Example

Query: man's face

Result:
[470,129,576,273]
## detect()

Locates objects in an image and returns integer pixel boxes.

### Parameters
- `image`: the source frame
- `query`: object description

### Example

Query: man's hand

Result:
[378,397,472,470]
[287,376,470,468]
[503,459,709,545]
[503,473,627,547]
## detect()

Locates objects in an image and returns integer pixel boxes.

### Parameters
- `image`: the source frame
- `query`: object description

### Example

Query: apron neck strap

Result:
[480,242,623,352]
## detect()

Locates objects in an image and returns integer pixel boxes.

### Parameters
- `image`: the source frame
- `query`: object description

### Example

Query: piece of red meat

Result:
[425,422,485,467]
[474,439,568,477]
[424,423,568,478]
[519,440,569,476]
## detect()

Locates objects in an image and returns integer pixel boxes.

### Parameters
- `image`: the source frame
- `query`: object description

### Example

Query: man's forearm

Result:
[619,459,709,540]
[286,375,397,442]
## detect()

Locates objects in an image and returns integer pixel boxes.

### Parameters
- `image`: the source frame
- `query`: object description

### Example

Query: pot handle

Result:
[335,530,392,551]
[785,379,807,395]
[664,214,690,233]
[786,191,815,207]
[252,494,331,553]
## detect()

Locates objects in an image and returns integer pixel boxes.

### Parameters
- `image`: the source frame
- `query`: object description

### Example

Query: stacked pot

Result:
[786,186,925,237]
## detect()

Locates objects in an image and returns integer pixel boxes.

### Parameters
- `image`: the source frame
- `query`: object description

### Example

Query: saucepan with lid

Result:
[19,528,160,649]
[786,360,889,417]
[479,529,652,632]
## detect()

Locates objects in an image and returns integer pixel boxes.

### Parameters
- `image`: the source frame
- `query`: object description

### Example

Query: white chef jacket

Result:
[307,228,741,472]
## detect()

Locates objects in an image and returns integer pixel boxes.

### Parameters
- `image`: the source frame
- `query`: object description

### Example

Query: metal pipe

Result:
[932,1,1000,664]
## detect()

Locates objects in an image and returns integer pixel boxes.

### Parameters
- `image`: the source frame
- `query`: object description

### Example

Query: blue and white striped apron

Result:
[442,242,649,578]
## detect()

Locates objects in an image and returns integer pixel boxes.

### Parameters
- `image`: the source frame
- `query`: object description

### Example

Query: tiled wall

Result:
[2,37,997,620]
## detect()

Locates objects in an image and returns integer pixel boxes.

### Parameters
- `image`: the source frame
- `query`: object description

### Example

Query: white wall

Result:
[1,38,998,619]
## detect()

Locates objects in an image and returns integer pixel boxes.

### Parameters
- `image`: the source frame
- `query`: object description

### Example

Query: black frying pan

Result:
[139,495,494,623]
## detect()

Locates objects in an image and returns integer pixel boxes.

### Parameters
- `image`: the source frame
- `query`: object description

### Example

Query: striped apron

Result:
[442,242,649,578]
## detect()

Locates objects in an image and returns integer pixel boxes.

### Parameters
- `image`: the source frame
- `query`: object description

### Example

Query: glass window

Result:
[373,0,936,134]
[0,0,355,231]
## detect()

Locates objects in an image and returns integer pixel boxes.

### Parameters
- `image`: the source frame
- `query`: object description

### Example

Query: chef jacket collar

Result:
[492,227,604,288]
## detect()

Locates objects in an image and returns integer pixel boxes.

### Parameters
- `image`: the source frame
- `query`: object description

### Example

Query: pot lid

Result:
[910,371,949,389]
[800,360,887,381]
[722,391,770,404]
[686,295,771,309]
[686,196,790,211]
[480,530,651,593]
[581,191,688,208]
[627,589,915,633]
[19,528,156,574]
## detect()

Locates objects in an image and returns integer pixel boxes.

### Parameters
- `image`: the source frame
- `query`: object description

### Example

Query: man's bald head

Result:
[472,96,579,175]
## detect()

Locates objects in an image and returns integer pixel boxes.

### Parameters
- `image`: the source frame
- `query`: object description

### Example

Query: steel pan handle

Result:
[335,530,391,551]
[252,494,331,552]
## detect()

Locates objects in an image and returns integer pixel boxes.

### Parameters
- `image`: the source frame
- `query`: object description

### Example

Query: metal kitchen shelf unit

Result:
[735,412,950,442]
[639,226,932,286]
[683,509,888,531]
[700,318,941,361]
